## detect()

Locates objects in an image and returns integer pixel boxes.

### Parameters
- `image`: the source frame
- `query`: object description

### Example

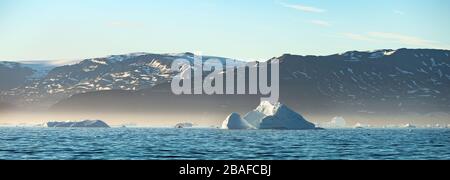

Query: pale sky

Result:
[1,0,449,61]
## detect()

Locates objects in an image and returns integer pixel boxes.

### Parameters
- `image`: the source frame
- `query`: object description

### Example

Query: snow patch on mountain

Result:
[90,59,108,65]
[369,49,396,59]
[395,67,414,75]
[106,52,149,62]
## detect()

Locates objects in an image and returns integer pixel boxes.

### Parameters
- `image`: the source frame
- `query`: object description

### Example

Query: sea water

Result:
[0,128,449,160]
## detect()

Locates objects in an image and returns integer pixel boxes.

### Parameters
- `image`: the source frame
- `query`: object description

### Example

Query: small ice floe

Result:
[403,124,417,129]
[46,120,110,128]
[322,117,347,129]
[353,123,370,129]
[435,124,444,129]
[175,122,194,129]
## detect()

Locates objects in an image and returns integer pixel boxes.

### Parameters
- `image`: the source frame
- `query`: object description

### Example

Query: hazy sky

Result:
[1,0,449,61]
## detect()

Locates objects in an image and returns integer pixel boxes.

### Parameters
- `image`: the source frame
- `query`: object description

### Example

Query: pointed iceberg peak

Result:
[255,101,283,116]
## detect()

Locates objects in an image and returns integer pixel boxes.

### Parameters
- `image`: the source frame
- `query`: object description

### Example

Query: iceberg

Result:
[403,124,417,129]
[353,123,370,129]
[46,120,110,128]
[243,101,316,130]
[323,117,347,128]
[175,122,194,129]
[222,101,316,130]
[221,113,254,130]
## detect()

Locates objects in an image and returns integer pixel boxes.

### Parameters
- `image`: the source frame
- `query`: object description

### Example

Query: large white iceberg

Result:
[222,101,316,130]
[221,113,255,130]
[46,120,110,128]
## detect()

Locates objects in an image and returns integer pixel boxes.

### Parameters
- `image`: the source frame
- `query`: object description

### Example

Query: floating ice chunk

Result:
[221,113,254,130]
[403,124,417,129]
[324,117,347,128]
[46,120,110,128]
[353,123,369,129]
[175,122,194,129]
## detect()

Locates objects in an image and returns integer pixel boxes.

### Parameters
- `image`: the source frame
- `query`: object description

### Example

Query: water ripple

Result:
[0,128,449,160]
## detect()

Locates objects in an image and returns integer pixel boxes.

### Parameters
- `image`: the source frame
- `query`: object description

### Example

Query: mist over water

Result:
[1,109,449,129]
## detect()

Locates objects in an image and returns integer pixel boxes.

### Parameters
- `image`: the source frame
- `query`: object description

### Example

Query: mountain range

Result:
[1,48,449,124]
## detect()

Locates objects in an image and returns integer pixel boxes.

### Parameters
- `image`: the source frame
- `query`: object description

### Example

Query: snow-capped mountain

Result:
[0,60,67,91]
[44,48,450,120]
[19,60,78,78]
[276,48,450,114]
[1,48,449,117]
[0,60,78,107]
[0,62,35,91]
[0,53,245,107]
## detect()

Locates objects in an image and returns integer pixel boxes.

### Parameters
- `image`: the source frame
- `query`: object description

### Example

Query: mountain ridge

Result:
[1,49,449,122]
